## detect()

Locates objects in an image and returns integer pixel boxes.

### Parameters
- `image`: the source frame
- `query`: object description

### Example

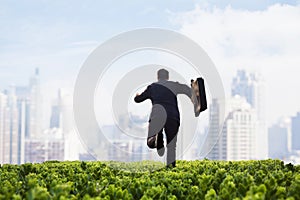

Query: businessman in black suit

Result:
[134,69,192,167]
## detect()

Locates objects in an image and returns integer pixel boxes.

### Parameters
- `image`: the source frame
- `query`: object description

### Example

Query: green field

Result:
[0,160,299,200]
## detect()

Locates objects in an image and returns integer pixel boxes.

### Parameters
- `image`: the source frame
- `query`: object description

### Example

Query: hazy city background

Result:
[1,0,300,165]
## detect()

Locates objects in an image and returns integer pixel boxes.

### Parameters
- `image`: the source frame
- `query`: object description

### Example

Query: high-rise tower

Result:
[28,68,42,138]
[207,96,257,160]
[291,112,300,151]
[231,70,267,159]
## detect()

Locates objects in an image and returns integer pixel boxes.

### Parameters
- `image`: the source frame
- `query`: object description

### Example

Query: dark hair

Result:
[157,68,169,80]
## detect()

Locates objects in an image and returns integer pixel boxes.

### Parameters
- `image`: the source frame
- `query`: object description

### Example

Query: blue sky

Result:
[0,0,298,80]
[0,0,298,86]
[0,0,300,127]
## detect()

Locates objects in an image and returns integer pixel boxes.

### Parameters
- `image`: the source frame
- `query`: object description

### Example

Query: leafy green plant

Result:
[0,160,299,199]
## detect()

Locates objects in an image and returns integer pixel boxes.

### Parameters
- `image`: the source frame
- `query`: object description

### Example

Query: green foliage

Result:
[0,160,299,199]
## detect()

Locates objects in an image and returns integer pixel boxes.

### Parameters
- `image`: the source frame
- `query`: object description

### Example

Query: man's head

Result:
[157,68,169,81]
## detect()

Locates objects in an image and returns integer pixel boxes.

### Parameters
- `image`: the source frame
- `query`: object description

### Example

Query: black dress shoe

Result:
[147,135,157,149]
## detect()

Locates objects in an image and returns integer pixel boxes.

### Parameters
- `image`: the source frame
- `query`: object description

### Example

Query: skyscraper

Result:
[232,70,265,121]
[15,86,30,164]
[0,87,20,164]
[205,98,224,160]
[291,112,300,151]
[0,68,45,164]
[207,96,257,160]
[0,92,8,164]
[14,69,42,164]
[7,86,20,164]
[15,86,30,139]
[231,70,267,159]
[225,109,257,160]
[50,90,62,129]
[28,68,42,138]
[50,88,81,161]
[268,119,289,159]
[16,99,26,164]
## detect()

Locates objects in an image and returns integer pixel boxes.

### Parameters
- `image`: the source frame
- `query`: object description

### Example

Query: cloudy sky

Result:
[0,0,300,127]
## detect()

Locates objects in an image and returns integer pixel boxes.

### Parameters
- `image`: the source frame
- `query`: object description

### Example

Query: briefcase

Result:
[191,77,207,117]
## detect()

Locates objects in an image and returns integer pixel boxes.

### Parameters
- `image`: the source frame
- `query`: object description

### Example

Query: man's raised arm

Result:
[175,82,192,99]
[134,85,151,103]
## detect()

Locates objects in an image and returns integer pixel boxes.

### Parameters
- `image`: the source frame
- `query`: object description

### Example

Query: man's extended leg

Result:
[165,119,180,167]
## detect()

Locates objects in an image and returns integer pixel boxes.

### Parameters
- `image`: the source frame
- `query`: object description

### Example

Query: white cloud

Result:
[172,3,300,125]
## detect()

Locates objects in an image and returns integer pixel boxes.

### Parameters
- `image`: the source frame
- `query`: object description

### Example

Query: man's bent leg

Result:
[147,105,166,149]
[165,119,180,167]
[147,119,163,149]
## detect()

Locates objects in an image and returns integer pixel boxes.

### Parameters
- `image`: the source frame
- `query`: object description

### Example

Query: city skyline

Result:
[1,67,300,164]
[1,1,300,164]
[1,1,300,127]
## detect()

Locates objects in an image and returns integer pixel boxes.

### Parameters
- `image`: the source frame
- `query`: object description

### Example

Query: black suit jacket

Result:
[134,80,192,123]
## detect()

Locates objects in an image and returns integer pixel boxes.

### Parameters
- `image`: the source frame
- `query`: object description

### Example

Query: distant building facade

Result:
[268,121,289,159]
[231,70,267,159]
[291,112,300,151]
[0,68,62,164]
[207,96,257,160]
[0,87,20,164]
[28,68,42,138]
[25,128,64,163]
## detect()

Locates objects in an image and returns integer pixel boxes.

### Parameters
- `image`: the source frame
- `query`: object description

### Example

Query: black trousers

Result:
[148,118,180,167]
